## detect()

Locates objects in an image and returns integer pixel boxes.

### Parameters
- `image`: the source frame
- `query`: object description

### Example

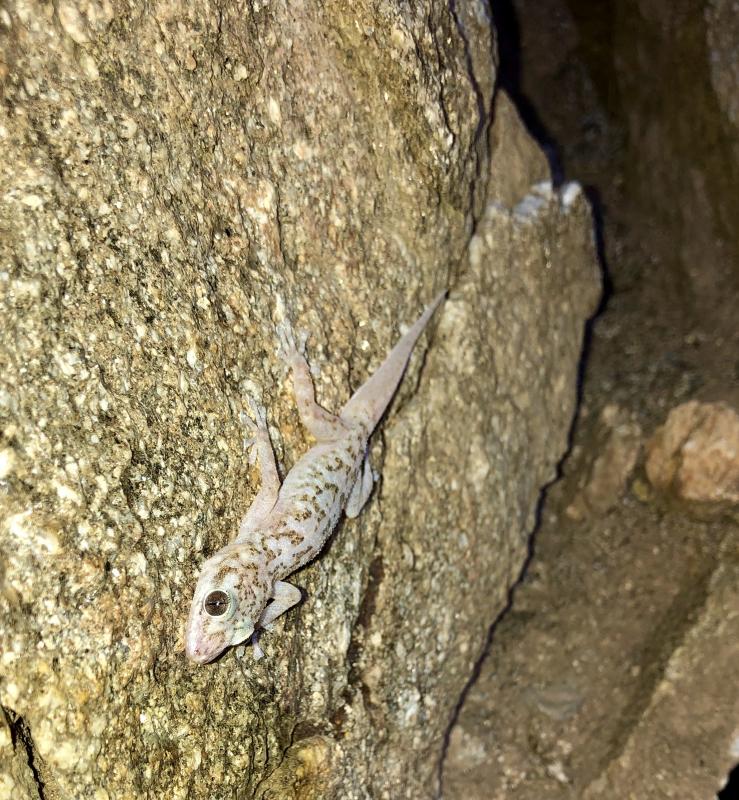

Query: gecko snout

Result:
[185,631,221,664]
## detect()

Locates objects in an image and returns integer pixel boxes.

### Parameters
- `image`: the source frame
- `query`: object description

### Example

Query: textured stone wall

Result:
[0,1,599,797]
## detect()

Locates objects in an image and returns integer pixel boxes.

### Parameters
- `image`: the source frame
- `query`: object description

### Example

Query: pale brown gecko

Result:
[185,291,445,663]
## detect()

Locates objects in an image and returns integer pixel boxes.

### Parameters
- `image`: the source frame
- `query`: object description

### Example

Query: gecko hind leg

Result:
[346,455,374,518]
[237,397,280,540]
[277,321,347,442]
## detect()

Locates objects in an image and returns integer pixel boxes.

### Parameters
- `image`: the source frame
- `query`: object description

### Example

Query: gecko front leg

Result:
[258,581,302,629]
[237,397,280,541]
[250,580,302,661]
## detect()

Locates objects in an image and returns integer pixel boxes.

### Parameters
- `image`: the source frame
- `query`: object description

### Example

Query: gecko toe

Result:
[242,397,268,429]
[242,437,258,462]
[296,329,309,354]
[252,638,265,660]
[276,320,297,359]
[239,409,255,430]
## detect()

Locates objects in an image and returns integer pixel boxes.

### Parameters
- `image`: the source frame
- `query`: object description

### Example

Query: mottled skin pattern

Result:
[185,292,445,663]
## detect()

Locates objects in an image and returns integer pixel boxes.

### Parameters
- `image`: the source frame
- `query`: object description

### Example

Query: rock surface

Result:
[498,0,739,340]
[0,1,599,798]
[443,0,739,797]
[706,0,739,133]
[443,498,739,800]
[565,403,642,520]
[646,401,739,513]
[582,530,739,799]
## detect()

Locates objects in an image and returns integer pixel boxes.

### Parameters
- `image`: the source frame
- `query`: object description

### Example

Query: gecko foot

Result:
[276,319,309,364]
[240,397,269,464]
[251,631,265,661]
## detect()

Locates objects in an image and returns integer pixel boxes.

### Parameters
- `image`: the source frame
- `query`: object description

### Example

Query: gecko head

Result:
[185,544,268,664]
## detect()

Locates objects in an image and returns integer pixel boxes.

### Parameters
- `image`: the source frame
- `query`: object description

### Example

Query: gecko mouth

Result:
[186,636,228,664]
[185,621,255,664]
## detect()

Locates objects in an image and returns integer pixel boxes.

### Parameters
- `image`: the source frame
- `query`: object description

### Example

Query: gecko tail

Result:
[340,289,446,431]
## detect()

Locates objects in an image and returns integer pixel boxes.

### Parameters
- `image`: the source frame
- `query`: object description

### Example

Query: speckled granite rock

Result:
[566,403,643,520]
[0,1,599,798]
[646,401,739,515]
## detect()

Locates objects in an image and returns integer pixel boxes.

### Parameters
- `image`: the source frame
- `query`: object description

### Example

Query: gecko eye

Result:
[203,589,232,617]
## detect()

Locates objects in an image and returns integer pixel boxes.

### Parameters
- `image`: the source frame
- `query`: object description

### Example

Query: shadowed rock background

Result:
[2,0,737,799]
[443,1,739,799]
[0,1,598,798]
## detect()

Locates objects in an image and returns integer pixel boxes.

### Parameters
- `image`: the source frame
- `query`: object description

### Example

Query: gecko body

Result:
[185,291,445,663]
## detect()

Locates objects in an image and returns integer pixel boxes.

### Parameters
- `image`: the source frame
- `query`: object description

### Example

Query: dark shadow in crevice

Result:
[490,0,612,417]
[437,2,614,795]
[2,704,47,800]
[435,487,545,799]
[718,763,739,799]
[491,0,564,185]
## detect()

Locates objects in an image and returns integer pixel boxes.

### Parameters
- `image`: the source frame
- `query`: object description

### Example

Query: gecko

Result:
[185,290,446,663]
